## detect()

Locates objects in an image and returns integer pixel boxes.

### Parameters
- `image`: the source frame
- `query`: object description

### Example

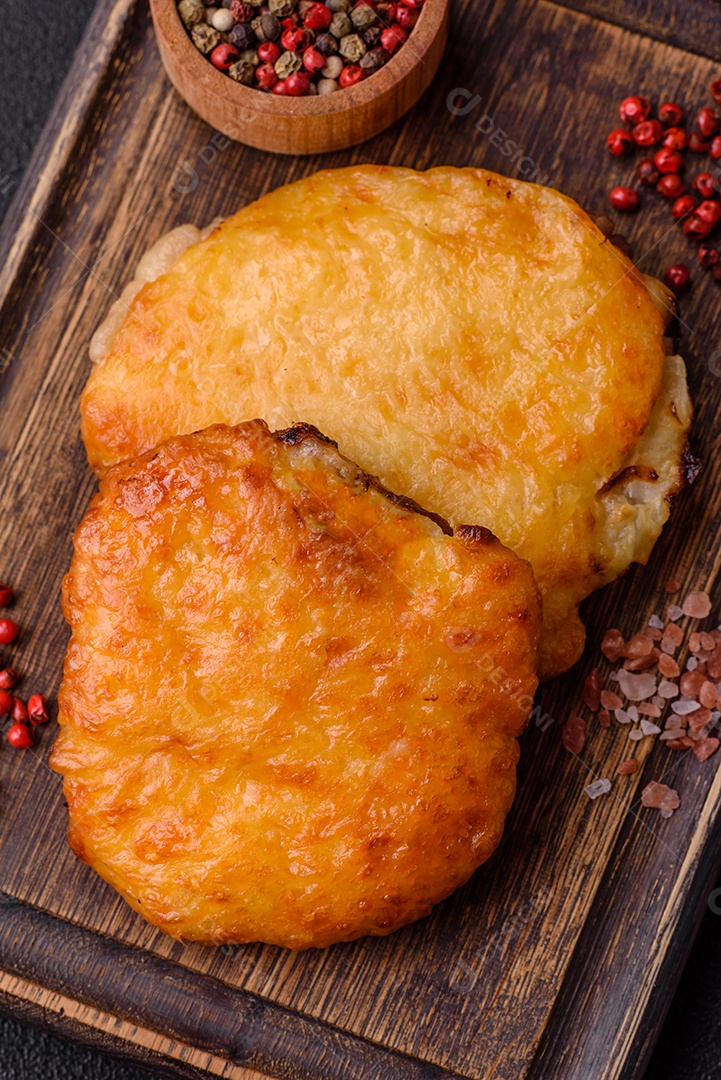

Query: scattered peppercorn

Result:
[632,119,663,146]
[619,95,651,125]
[0,585,14,607]
[608,186,639,212]
[0,690,12,717]
[607,129,634,157]
[27,694,49,725]
[657,173,686,199]
[688,132,711,153]
[692,171,718,198]
[7,723,33,749]
[699,245,720,269]
[0,669,19,690]
[179,0,423,91]
[697,107,720,137]
[11,697,27,723]
[672,194,696,220]
[664,263,690,292]
[658,101,683,126]
[654,147,684,174]
[636,158,660,185]
[662,127,687,151]
[0,618,18,644]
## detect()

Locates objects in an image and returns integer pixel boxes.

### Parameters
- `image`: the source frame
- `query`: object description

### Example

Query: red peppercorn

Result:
[281,27,311,51]
[256,62,278,88]
[657,174,685,199]
[376,2,397,19]
[280,15,299,28]
[672,194,696,220]
[619,95,651,125]
[606,129,634,157]
[688,132,711,152]
[696,199,721,226]
[7,723,32,749]
[654,147,684,174]
[664,263,690,292]
[11,697,27,723]
[27,694,49,725]
[608,186,639,212]
[303,2,332,29]
[0,618,18,644]
[0,690,12,717]
[711,136,721,159]
[693,172,718,199]
[395,5,419,27]
[662,127,687,150]
[684,213,713,238]
[302,46,326,74]
[285,71,311,95]
[699,246,720,269]
[258,41,281,64]
[712,79,721,104]
[697,107,720,137]
[658,101,683,126]
[0,668,19,690]
[271,79,288,94]
[380,24,408,53]
[401,0,424,6]
[636,158,660,186]
[209,43,240,71]
[339,63,365,87]
[632,119,663,146]
[0,584,13,607]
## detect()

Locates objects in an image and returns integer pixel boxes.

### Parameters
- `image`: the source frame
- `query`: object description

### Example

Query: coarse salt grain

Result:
[660,808,675,818]
[598,708,611,728]
[689,633,702,654]
[627,705,639,721]
[617,758,638,775]
[694,737,720,762]
[640,719,661,735]
[700,632,717,651]
[562,715,586,755]
[648,614,664,629]
[658,679,679,699]
[601,689,623,710]
[616,670,657,701]
[666,604,683,621]
[682,590,712,619]
[672,699,700,715]
[652,695,665,708]
[585,778,612,799]
[615,708,632,724]
[687,656,699,671]
[625,632,654,659]
[638,703,661,717]
[582,668,602,713]
[666,579,681,593]
[658,654,680,678]
[660,636,678,655]
[665,623,684,645]
[700,681,718,709]
[628,729,644,741]
[641,781,680,811]
[600,629,626,662]
[660,729,684,740]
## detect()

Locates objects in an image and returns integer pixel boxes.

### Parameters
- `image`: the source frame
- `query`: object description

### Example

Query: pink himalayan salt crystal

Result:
[582,669,602,712]
[689,633,702,654]
[700,632,717,651]
[628,729,644,741]
[601,629,626,662]
[617,758,638,775]
[666,579,682,593]
[665,623,684,645]
[601,689,623,711]
[562,715,586,755]
[641,782,680,812]
[683,590,712,619]
[694,737,720,763]
[624,648,660,672]
[625,633,654,659]
[680,670,707,698]
[666,605,683,622]
[616,670,657,701]
[658,679,679,699]
[700,681,719,710]
[658,654,680,678]
[638,703,661,717]
[615,708,632,725]
[598,709,611,729]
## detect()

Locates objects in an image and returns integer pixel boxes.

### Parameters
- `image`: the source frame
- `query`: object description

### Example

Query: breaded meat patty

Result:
[50,421,541,949]
[81,166,692,676]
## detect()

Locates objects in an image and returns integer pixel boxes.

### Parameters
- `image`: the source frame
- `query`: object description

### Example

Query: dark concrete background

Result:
[0,3,719,1078]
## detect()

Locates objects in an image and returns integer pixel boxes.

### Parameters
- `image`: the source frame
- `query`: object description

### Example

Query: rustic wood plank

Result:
[549,0,721,61]
[1,1,721,1078]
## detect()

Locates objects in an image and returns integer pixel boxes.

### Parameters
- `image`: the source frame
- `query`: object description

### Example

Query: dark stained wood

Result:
[0,1,721,1078]
[551,0,721,61]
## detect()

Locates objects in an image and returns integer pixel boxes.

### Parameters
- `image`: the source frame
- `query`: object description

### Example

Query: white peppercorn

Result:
[178,0,205,26]
[338,33,366,61]
[211,7,235,30]
[275,50,302,78]
[321,54,343,79]
[317,77,339,94]
[268,0,294,15]
[329,12,352,38]
[228,59,256,83]
[350,4,376,31]
[191,22,223,51]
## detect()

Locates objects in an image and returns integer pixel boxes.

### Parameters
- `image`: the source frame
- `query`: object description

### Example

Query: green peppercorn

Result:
[251,13,280,41]
[338,33,366,61]
[329,12,351,37]
[327,0,350,11]
[359,45,388,75]
[350,4,376,31]
[298,0,315,16]
[191,22,223,51]
[228,59,256,83]
[178,0,206,27]
[275,50,302,78]
[239,48,260,66]
[268,0,294,15]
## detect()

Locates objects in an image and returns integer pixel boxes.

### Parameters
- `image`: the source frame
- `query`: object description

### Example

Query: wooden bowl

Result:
[149,0,449,155]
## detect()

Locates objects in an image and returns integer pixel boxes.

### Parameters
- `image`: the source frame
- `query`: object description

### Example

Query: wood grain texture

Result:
[552,0,721,60]
[150,0,449,154]
[0,0,721,1078]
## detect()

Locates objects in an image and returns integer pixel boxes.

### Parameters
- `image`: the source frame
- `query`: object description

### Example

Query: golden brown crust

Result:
[80,165,682,675]
[51,421,540,949]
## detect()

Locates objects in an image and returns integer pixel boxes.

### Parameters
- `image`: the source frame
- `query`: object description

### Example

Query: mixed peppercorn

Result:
[0,581,50,750]
[605,79,721,292]
[177,0,423,96]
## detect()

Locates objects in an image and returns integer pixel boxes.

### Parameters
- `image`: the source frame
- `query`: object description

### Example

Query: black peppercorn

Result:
[363,26,381,47]
[315,31,339,55]
[252,13,280,40]
[229,22,257,49]
[359,45,388,75]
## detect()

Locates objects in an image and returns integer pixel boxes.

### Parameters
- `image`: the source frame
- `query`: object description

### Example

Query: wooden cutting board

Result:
[1,1,721,1077]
